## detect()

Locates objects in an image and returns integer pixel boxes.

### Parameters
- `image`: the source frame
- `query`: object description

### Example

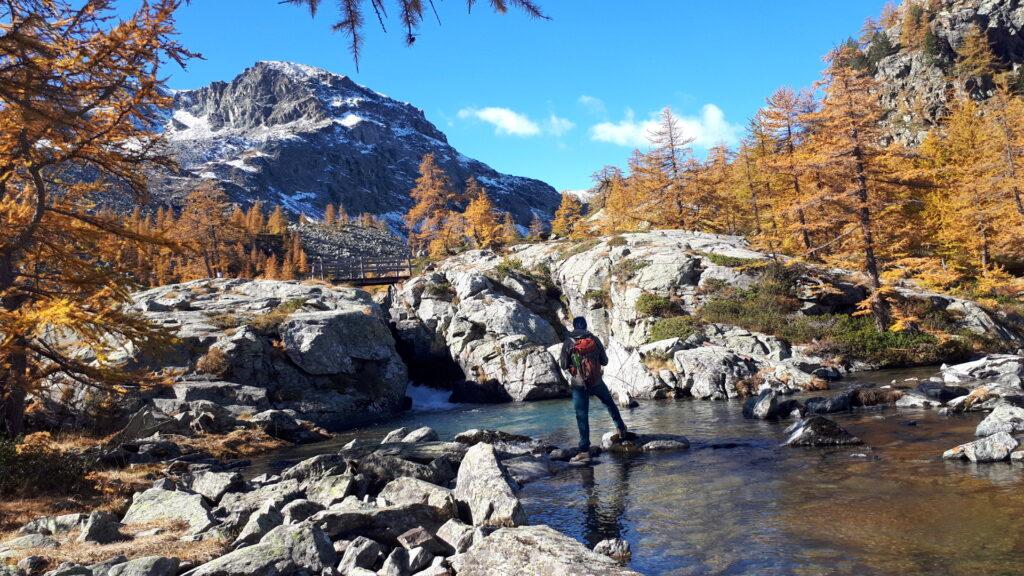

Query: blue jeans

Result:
[573,380,627,451]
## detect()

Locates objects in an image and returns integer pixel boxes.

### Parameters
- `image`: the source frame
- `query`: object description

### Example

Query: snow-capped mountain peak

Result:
[151,61,559,227]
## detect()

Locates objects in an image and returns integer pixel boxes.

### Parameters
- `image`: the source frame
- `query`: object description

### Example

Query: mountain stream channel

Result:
[249,367,1024,576]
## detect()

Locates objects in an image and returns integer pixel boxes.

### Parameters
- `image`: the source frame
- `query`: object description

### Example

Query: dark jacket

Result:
[559,328,609,375]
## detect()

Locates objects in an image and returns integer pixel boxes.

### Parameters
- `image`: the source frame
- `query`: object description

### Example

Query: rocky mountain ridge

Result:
[872,0,1024,143]
[150,61,560,229]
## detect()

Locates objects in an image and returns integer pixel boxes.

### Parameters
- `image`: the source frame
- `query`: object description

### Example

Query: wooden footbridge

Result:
[309,255,414,286]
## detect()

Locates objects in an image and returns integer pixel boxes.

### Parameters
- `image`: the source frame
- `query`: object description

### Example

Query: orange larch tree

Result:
[550,193,584,238]
[463,178,500,249]
[0,0,193,437]
[799,46,916,330]
[761,87,817,254]
[405,153,462,256]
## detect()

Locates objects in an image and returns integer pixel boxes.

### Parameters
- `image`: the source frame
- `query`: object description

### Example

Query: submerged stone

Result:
[783,416,862,447]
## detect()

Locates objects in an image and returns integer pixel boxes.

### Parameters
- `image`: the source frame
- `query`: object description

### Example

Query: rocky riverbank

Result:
[31,232,1022,436]
[23,232,1024,464]
[31,279,408,436]
[9,231,1024,573]
[5,351,1024,575]
[390,231,1022,407]
[0,426,691,576]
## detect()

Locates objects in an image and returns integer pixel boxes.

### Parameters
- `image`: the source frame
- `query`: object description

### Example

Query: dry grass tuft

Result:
[0,429,288,538]
[963,386,997,410]
[176,429,288,460]
[641,354,675,373]
[804,376,832,392]
[4,519,226,568]
[195,347,229,376]
[360,284,391,296]
[734,376,764,398]
[851,387,905,407]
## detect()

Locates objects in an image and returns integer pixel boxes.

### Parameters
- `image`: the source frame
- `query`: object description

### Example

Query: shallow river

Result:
[254,368,1024,576]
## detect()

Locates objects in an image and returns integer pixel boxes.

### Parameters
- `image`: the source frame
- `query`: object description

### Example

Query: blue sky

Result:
[158,0,887,192]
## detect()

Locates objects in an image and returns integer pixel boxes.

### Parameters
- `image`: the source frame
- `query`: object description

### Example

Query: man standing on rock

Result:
[559,317,633,464]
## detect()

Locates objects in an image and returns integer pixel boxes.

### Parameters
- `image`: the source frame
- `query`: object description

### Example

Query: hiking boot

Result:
[569,451,591,465]
[618,430,639,442]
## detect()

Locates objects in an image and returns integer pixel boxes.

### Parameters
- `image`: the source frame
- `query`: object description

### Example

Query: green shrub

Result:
[250,298,308,334]
[612,257,649,280]
[277,298,308,314]
[531,262,552,279]
[557,239,599,260]
[698,252,758,268]
[635,293,674,317]
[494,257,527,279]
[698,278,731,295]
[698,270,824,343]
[0,438,89,499]
[649,316,701,343]
[423,281,454,300]
[527,262,561,298]
[607,235,627,247]
[584,289,610,308]
[818,316,956,366]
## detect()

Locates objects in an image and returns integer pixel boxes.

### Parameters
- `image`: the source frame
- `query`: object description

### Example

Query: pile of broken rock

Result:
[939,355,1024,464]
[1,427,659,576]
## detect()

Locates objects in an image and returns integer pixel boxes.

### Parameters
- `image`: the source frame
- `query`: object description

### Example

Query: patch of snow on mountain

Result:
[259,60,331,78]
[331,97,365,108]
[390,125,416,138]
[564,189,596,202]
[339,113,363,128]
[380,211,408,234]
[169,110,213,140]
[224,158,258,173]
[275,189,318,215]
[476,175,515,195]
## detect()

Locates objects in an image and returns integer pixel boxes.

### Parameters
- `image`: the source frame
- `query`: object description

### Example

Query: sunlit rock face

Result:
[390,231,1023,405]
[872,0,1024,145]
[35,279,409,431]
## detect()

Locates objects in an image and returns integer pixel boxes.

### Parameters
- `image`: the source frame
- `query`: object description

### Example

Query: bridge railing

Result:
[309,255,413,285]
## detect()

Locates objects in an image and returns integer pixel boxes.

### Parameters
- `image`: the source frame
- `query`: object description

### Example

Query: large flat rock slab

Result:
[449,525,643,575]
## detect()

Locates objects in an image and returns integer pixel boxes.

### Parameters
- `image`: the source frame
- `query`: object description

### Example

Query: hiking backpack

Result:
[569,335,601,387]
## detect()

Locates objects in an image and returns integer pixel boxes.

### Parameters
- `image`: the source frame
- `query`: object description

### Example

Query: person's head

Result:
[572,316,587,330]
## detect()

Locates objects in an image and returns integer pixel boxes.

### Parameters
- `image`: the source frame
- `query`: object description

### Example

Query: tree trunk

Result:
[0,351,27,439]
[0,259,27,439]
[980,228,990,270]
[742,155,762,234]
[852,141,890,332]
[784,125,814,257]
[796,204,813,254]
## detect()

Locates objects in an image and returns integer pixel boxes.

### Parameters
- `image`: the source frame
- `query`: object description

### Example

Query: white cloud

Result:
[578,95,606,115]
[590,104,740,148]
[458,106,574,138]
[457,107,540,137]
[546,114,575,137]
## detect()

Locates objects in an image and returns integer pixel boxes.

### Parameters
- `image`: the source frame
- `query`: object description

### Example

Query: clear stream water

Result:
[253,368,1024,576]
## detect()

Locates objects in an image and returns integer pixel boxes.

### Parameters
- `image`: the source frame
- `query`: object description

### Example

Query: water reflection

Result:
[579,460,631,547]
